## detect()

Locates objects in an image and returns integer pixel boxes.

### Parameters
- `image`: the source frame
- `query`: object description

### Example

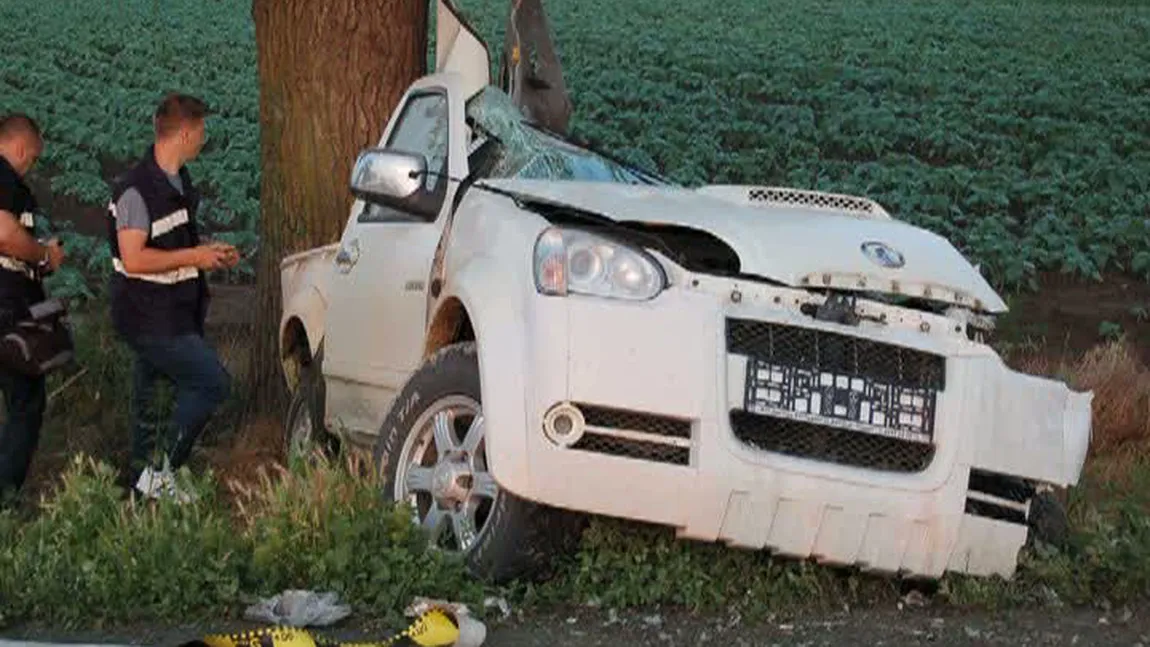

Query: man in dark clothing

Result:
[107,94,238,503]
[0,113,65,504]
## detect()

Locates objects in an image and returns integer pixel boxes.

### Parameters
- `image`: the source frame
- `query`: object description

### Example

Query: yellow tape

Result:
[189,609,461,647]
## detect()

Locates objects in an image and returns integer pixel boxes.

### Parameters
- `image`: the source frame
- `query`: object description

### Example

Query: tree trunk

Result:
[248,0,428,413]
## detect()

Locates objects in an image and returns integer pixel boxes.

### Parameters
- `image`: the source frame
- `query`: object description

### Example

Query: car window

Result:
[359,90,450,224]
[387,92,449,193]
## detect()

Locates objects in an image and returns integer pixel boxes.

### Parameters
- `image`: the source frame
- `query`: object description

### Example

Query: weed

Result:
[0,451,480,629]
[230,451,484,627]
[0,456,247,628]
[1098,321,1124,341]
[533,517,898,618]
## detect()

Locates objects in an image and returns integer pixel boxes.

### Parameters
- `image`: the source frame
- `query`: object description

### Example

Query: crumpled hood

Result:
[480,178,1007,313]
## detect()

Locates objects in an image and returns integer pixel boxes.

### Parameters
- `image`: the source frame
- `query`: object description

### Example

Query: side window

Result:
[359,91,450,223]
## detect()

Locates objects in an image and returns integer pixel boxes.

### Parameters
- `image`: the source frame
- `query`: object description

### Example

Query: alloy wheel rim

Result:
[393,395,500,552]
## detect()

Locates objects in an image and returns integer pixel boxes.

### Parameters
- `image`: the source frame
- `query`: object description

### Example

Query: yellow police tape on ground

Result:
[180,609,463,647]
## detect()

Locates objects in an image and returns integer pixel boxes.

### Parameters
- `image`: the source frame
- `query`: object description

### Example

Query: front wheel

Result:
[374,342,584,583]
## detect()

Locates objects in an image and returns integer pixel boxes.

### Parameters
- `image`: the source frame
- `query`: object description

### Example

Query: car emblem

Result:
[861,241,905,269]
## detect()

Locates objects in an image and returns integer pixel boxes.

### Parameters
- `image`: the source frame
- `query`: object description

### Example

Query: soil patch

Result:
[23,157,134,237]
[996,271,1150,366]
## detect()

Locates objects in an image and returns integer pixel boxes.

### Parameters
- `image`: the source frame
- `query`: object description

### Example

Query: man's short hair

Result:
[0,113,42,144]
[154,93,209,138]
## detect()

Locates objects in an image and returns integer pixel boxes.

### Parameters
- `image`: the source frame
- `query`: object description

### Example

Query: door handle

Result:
[335,239,360,274]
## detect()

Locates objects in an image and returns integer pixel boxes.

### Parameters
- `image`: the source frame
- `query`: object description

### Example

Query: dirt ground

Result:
[4,604,1149,646]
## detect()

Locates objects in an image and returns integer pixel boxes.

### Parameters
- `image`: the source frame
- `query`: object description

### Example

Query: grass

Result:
[0,453,481,631]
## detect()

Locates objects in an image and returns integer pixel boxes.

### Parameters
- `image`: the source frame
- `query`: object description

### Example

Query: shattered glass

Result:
[465,86,667,186]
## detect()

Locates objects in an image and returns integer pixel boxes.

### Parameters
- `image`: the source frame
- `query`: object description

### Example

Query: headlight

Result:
[533,227,666,300]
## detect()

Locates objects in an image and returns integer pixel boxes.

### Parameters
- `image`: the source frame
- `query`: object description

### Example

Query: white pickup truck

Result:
[277,2,1092,583]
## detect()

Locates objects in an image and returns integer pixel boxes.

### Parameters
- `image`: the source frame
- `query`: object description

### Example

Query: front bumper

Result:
[488,274,1092,579]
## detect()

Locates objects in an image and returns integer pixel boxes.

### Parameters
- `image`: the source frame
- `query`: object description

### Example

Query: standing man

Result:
[107,93,238,502]
[0,113,64,505]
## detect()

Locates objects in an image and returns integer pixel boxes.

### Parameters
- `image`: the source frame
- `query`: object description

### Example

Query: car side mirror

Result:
[349,148,440,218]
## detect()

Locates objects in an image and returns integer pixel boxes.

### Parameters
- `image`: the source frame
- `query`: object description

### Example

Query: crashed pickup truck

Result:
[277,2,1092,584]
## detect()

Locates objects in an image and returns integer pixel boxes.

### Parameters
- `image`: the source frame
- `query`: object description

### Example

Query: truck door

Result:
[321,76,470,440]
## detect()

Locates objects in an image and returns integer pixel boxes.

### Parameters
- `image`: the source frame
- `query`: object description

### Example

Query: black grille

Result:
[968,468,1036,503]
[579,404,691,439]
[727,319,946,391]
[730,410,935,473]
[571,432,690,466]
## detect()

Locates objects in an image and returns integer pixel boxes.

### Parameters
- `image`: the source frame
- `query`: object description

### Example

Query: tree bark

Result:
[248,0,428,413]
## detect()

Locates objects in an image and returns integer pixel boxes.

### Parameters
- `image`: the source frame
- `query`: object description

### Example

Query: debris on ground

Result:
[243,590,351,627]
[183,608,462,647]
[483,596,512,621]
[900,590,930,609]
[405,597,487,647]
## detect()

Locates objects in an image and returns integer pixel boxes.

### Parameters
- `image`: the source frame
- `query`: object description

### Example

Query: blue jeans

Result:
[0,368,46,503]
[126,334,231,476]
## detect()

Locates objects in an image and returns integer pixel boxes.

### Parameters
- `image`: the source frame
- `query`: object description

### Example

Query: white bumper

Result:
[473,275,1092,580]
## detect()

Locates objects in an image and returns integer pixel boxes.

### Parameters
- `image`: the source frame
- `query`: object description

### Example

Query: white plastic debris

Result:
[483,596,512,621]
[243,589,352,627]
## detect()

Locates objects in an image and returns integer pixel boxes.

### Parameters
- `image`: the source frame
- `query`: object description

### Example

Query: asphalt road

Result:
[3,604,1149,647]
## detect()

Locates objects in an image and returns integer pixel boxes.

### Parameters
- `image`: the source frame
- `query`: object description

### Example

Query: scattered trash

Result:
[405,597,487,647]
[901,590,929,608]
[483,596,512,621]
[779,624,794,632]
[643,614,664,627]
[1040,585,1064,609]
[964,626,982,639]
[1098,617,1110,626]
[243,590,351,628]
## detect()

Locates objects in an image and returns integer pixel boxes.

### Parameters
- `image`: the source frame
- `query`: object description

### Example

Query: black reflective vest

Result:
[106,147,208,338]
[0,155,46,328]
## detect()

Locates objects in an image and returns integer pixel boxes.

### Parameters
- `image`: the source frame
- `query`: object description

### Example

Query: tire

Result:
[284,349,340,461]
[374,341,585,584]
[1027,488,1071,549]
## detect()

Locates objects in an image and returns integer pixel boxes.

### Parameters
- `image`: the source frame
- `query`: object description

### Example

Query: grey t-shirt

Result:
[115,172,184,231]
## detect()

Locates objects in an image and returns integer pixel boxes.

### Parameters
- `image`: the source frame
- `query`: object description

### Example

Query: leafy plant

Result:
[1099,320,1123,341]
[3,0,1150,292]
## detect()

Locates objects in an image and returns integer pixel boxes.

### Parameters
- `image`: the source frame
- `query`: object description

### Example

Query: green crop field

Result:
[1,0,1148,295]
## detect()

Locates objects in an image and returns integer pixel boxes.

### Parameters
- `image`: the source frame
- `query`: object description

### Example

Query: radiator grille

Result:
[727,319,946,391]
[730,410,935,473]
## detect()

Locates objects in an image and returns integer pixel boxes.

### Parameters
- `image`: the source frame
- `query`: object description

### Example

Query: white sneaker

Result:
[134,465,196,504]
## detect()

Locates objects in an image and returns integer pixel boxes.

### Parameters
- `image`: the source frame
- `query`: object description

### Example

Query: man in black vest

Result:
[0,113,65,504]
[107,94,238,502]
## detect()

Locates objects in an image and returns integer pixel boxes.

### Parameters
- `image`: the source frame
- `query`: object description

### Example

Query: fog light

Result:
[543,402,586,447]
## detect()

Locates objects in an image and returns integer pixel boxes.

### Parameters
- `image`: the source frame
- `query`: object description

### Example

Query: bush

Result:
[0,452,480,629]
[0,456,247,627]
[233,453,484,626]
